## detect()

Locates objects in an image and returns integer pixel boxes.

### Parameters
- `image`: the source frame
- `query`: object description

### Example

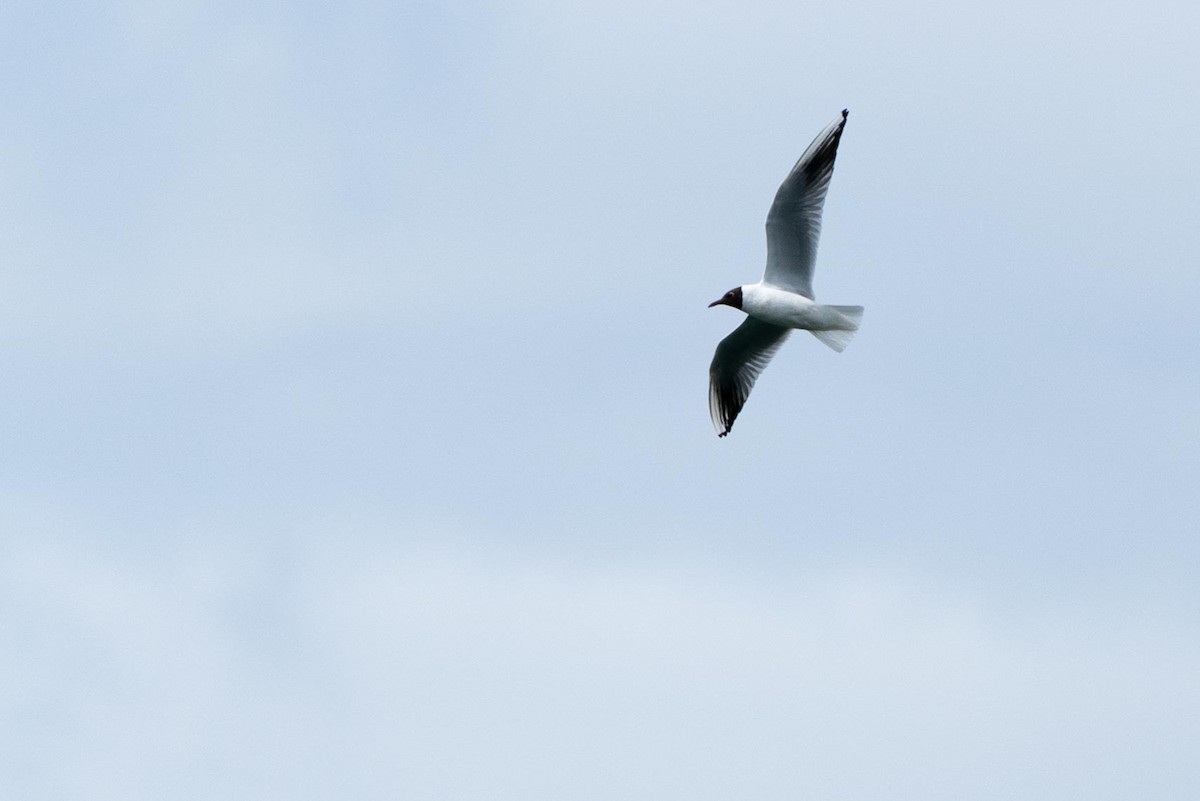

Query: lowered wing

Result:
[708,317,791,437]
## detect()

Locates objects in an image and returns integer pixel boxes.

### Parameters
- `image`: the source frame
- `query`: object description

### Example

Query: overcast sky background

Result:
[3,1,1199,798]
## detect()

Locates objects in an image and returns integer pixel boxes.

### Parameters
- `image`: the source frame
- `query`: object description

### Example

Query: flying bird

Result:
[708,109,862,437]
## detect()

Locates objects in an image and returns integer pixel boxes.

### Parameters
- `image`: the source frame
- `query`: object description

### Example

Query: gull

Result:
[707,109,862,438]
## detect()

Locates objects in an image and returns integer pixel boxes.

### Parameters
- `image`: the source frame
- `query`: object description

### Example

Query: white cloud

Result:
[3,519,1197,800]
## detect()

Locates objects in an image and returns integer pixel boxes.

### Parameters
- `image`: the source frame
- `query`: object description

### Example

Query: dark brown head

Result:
[708,286,743,309]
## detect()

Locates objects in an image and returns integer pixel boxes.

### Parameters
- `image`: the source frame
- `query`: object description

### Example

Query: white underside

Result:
[740,283,863,351]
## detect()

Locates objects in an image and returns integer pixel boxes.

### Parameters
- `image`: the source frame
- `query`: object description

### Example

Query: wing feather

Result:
[762,109,849,298]
[708,318,791,437]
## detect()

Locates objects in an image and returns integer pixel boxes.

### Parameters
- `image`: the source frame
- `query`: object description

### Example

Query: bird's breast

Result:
[743,286,821,329]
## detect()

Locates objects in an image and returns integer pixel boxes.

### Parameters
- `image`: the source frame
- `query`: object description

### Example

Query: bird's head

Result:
[708,286,744,310]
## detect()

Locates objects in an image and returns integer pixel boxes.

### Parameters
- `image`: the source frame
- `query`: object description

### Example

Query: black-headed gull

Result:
[708,109,862,438]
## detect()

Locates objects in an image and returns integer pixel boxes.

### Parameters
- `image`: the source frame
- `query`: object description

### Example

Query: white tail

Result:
[811,305,863,352]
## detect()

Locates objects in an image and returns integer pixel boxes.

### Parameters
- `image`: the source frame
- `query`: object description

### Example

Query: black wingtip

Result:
[842,108,849,119]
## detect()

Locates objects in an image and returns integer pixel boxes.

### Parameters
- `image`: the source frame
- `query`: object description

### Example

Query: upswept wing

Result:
[762,109,849,298]
[708,317,791,437]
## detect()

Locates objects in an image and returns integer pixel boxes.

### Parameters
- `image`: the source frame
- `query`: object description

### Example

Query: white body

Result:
[741,282,858,331]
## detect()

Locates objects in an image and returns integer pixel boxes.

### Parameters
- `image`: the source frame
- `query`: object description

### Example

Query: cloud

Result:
[3,515,1197,800]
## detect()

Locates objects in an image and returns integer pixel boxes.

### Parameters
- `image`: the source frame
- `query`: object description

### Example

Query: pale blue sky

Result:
[3,1,1199,798]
